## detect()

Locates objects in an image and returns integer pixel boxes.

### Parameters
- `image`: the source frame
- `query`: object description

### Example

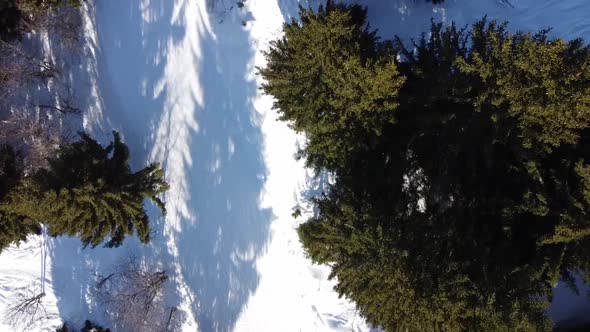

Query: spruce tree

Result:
[264,4,590,330]
[3,132,168,248]
[259,2,405,170]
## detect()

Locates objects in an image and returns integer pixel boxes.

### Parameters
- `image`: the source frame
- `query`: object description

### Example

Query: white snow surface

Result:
[0,0,589,331]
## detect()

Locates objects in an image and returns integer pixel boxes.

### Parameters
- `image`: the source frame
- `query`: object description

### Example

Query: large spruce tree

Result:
[2,132,168,248]
[263,3,590,331]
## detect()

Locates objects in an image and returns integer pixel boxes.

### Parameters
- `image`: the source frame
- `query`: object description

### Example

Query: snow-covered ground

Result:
[1,0,589,331]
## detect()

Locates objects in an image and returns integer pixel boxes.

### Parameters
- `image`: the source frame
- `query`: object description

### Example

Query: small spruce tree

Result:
[3,132,168,248]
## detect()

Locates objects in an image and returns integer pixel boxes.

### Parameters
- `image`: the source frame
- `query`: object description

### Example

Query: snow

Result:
[1,0,590,331]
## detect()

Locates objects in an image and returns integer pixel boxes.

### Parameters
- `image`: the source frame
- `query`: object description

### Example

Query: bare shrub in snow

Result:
[0,109,70,172]
[26,3,83,51]
[47,5,83,51]
[3,282,47,330]
[95,257,185,332]
[0,1,82,174]
[38,88,82,115]
[0,40,62,99]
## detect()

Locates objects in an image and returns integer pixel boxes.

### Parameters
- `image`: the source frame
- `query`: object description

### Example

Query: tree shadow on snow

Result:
[51,1,272,331]
[168,5,272,332]
[50,0,188,327]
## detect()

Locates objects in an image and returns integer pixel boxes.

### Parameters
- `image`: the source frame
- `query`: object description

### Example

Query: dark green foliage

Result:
[259,2,405,170]
[454,21,590,150]
[0,145,22,207]
[0,145,40,251]
[81,320,111,332]
[57,320,111,332]
[3,132,169,248]
[0,0,23,41]
[40,131,168,247]
[264,4,590,331]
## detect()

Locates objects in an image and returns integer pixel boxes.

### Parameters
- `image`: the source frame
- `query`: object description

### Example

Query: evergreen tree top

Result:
[2,131,169,248]
[263,5,590,330]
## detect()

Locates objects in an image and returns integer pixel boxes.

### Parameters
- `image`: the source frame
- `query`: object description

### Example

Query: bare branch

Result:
[38,96,81,115]
[3,282,48,330]
[0,110,67,172]
[94,256,184,332]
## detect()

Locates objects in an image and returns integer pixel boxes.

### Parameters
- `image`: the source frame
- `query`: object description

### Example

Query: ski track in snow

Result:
[0,0,590,331]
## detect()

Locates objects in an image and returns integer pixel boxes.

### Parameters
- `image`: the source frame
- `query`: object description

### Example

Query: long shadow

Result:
[169,6,272,331]
[91,0,187,156]
[51,1,273,331]
[50,0,188,326]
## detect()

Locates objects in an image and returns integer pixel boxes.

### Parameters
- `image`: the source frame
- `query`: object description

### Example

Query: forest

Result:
[260,1,590,331]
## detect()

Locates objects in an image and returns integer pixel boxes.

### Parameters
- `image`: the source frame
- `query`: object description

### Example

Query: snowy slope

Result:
[1,0,590,331]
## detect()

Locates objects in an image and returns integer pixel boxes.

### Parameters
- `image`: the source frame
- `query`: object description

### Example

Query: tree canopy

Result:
[0,145,40,251]
[259,2,405,170]
[1,132,169,248]
[262,3,590,331]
